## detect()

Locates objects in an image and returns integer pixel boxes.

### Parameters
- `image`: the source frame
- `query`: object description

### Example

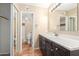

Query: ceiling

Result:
[15,0,58,8]
[55,3,77,11]
[17,3,54,8]
[15,3,77,10]
[24,3,51,8]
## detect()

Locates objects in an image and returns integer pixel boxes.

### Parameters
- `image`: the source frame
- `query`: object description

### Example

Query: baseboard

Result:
[0,53,10,56]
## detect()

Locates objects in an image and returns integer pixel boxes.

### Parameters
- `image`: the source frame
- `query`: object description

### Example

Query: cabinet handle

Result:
[55,48,58,51]
[51,49,54,51]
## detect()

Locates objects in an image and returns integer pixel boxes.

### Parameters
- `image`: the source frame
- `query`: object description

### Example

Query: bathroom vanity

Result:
[39,33,79,56]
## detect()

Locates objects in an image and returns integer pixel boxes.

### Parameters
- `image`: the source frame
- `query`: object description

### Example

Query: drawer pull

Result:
[51,49,54,51]
[55,48,58,51]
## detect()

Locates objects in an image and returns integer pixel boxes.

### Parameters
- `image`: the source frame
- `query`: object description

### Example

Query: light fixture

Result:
[25,17,28,21]
[51,3,61,12]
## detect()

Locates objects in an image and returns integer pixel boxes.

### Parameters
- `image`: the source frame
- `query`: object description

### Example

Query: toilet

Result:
[27,32,32,44]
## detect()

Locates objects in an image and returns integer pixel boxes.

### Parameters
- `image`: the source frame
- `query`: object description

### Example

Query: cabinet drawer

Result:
[45,39,51,47]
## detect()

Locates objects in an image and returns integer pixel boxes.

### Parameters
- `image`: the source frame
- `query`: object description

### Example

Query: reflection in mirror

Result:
[54,3,77,32]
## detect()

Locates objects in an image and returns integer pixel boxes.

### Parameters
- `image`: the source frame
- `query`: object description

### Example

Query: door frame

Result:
[10,3,14,56]
[20,11,35,51]
[10,4,20,56]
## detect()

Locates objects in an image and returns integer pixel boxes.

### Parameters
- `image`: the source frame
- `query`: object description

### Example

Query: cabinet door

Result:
[39,35,46,56]
[41,39,45,51]
[53,42,70,56]
[39,37,42,50]
[45,39,52,56]
[51,42,55,56]
[46,46,51,56]
[39,35,45,50]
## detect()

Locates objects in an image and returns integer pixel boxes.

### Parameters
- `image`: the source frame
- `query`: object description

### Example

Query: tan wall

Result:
[66,7,77,16]
[48,5,79,36]
[34,7,48,48]
[16,4,48,48]
[48,10,66,32]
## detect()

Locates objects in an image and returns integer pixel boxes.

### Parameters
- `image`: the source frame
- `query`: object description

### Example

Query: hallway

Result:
[15,43,42,56]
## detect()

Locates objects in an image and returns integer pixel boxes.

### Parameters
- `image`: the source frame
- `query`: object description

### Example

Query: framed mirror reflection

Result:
[51,3,78,32]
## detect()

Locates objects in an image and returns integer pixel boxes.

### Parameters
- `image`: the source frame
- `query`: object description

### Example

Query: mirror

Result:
[54,3,78,32]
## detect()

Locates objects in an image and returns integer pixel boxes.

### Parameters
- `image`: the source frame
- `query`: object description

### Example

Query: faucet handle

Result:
[54,33,58,36]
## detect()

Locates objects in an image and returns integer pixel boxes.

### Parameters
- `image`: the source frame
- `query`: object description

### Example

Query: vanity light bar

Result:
[51,3,61,12]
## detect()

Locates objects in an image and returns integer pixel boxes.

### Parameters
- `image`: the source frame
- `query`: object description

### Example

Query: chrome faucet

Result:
[53,32,58,36]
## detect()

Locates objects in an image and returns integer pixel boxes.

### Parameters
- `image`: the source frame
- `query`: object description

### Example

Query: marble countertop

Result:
[40,33,79,51]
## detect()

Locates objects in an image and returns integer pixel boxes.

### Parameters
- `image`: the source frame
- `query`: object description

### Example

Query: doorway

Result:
[21,12,34,55]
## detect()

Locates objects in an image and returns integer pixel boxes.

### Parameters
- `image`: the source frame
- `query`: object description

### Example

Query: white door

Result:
[0,18,9,54]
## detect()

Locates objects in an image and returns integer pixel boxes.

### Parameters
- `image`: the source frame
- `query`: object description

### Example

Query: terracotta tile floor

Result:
[14,43,42,56]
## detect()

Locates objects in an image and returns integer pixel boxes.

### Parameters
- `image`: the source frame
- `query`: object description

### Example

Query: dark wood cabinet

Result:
[39,35,46,56]
[45,39,52,56]
[39,35,70,56]
[39,35,79,56]
[53,42,70,56]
